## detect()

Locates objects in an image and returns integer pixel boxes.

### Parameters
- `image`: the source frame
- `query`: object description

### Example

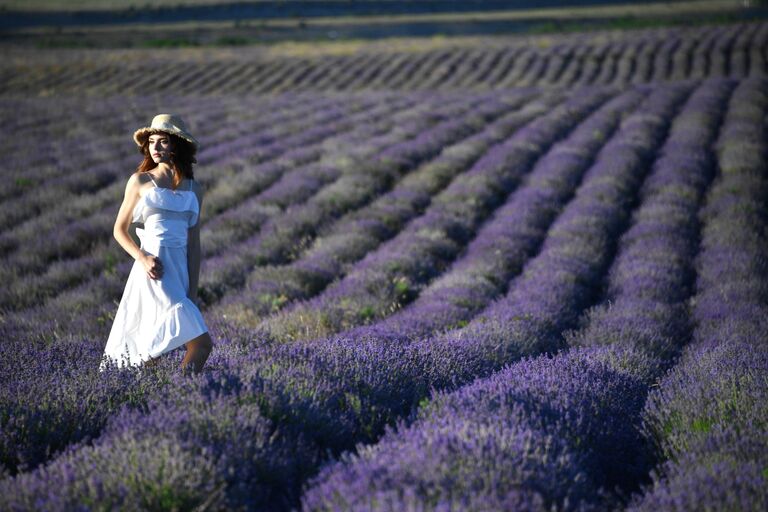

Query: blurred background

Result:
[2,0,767,48]
[2,0,766,96]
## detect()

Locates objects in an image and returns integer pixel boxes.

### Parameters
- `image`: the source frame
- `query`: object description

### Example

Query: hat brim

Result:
[134,127,199,150]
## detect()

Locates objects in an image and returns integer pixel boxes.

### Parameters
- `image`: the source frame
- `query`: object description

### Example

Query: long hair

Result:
[136,132,197,189]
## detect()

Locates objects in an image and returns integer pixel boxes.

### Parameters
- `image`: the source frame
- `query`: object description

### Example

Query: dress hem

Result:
[100,297,208,371]
[147,297,208,359]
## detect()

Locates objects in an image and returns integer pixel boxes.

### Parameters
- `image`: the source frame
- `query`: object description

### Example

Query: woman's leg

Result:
[181,332,213,373]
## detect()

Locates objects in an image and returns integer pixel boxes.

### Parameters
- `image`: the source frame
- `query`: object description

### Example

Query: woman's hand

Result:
[139,252,163,280]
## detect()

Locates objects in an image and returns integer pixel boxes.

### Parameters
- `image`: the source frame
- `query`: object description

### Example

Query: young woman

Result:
[100,114,213,374]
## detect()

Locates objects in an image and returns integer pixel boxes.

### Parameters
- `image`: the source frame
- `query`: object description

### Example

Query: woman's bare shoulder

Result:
[125,172,153,195]
[124,172,143,192]
[128,171,154,185]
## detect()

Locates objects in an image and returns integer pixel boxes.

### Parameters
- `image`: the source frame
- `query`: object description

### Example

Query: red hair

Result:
[135,131,197,189]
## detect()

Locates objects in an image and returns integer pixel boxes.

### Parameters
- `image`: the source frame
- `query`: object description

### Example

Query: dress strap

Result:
[148,174,158,187]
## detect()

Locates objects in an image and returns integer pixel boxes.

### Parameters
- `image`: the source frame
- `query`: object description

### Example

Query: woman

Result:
[100,114,213,374]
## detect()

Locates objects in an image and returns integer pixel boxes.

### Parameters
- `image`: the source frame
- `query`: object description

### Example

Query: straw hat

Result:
[133,113,199,150]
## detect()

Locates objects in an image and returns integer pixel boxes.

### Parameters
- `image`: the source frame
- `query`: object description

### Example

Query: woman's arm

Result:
[187,182,203,301]
[114,173,163,279]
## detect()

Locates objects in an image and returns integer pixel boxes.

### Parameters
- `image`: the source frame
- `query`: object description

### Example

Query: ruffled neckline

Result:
[141,187,196,198]
[133,186,200,226]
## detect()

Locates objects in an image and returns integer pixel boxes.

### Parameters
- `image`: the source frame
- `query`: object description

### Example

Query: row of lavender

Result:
[0,81,692,510]
[2,21,767,96]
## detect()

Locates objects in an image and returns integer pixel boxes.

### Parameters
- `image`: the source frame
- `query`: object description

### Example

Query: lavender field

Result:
[1,18,767,512]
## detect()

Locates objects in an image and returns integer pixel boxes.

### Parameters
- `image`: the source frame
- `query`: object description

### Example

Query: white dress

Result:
[100,176,209,370]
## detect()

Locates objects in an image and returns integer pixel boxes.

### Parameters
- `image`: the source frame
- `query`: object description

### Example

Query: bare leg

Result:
[181,332,213,374]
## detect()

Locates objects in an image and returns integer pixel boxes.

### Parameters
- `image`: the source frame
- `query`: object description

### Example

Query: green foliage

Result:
[691,418,713,434]
[359,305,375,321]
[453,319,469,329]
[393,278,411,299]
[343,392,362,417]
[103,253,117,275]
[258,293,289,312]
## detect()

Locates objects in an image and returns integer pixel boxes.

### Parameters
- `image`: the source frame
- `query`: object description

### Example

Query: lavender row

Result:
[0,332,163,476]
[629,78,768,511]
[2,93,272,188]
[200,93,414,217]
[0,361,307,511]
[258,88,612,343]
[197,92,508,305]
[299,82,692,510]
[211,89,547,325]
[303,346,653,511]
